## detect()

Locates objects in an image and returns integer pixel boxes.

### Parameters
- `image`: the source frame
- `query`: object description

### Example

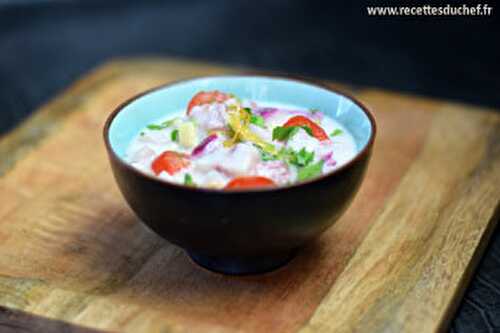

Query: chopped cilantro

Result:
[147,118,177,131]
[273,147,290,161]
[301,126,314,136]
[260,150,277,161]
[330,128,343,137]
[171,129,179,142]
[250,115,265,128]
[140,132,145,136]
[255,145,315,170]
[309,108,319,114]
[147,124,166,130]
[253,144,276,161]
[289,148,315,167]
[297,160,324,181]
[184,173,194,186]
[242,107,265,127]
[272,126,299,141]
[272,125,313,141]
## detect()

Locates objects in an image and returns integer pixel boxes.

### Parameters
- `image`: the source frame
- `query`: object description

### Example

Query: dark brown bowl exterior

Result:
[104,76,376,275]
[107,146,372,274]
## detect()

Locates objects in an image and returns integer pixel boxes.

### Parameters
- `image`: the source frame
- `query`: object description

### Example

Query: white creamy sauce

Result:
[126,97,357,189]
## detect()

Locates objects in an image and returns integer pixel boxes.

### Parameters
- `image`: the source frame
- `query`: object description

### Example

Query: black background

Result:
[1,1,499,332]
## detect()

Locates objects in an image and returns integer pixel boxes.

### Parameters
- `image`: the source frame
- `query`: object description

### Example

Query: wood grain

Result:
[0,306,103,333]
[0,58,498,333]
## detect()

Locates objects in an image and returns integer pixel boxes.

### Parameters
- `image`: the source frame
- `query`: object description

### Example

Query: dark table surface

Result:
[0,1,499,332]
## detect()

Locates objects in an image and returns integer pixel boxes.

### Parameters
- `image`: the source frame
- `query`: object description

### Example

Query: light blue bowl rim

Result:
[103,75,377,193]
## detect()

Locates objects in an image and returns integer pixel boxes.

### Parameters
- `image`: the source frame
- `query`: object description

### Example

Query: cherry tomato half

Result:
[151,151,190,175]
[187,91,230,115]
[225,176,276,189]
[283,115,329,141]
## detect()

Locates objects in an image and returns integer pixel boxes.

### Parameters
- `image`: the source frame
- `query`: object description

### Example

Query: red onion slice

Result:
[255,107,279,119]
[191,134,218,157]
[322,151,337,167]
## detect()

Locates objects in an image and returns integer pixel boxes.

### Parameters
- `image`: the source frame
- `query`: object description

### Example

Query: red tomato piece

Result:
[225,176,276,189]
[283,115,329,141]
[187,91,230,115]
[151,151,190,175]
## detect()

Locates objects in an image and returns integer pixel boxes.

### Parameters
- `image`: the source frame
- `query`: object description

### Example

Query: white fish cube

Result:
[219,143,260,176]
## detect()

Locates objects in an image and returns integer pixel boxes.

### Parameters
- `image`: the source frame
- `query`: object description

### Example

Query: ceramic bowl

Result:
[103,75,376,275]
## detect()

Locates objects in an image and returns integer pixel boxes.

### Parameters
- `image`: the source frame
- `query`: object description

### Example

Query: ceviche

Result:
[126,91,357,189]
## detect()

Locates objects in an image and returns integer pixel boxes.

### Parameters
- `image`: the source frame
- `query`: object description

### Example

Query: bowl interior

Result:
[107,76,373,159]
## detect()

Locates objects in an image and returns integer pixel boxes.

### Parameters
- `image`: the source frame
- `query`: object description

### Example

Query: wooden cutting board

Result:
[0,58,499,333]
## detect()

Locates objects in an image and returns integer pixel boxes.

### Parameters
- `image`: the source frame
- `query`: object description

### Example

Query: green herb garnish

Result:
[272,125,313,141]
[140,132,145,136]
[272,126,298,141]
[330,128,343,137]
[289,148,315,167]
[310,108,319,114]
[184,173,194,186]
[146,118,178,131]
[253,143,277,161]
[250,115,265,128]
[242,107,266,128]
[255,145,315,169]
[297,160,324,181]
[171,129,179,142]
[274,147,292,162]
[301,126,313,136]
[256,144,321,180]
[147,124,166,130]
[260,150,277,161]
